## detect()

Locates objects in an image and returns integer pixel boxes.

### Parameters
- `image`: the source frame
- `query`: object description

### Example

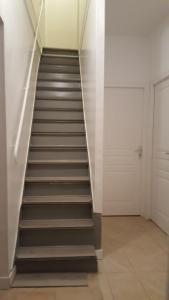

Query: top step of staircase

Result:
[43,48,78,57]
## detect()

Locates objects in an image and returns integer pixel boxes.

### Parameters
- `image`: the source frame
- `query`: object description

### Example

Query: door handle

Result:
[135,146,143,158]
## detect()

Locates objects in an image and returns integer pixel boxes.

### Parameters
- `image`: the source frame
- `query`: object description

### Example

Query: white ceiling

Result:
[106,0,169,36]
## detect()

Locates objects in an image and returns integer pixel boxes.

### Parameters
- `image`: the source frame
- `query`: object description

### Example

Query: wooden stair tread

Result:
[28,159,88,165]
[31,132,85,136]
[30,145,87,150]
[35,108,83,112]
[16,245,95,260]
[12,273,88,287]
[33,120,84,124]
[37,82,81,91]
[38,73,81,82]
[42,53,79,58]
[25,176,90,183]
[23,195,92,204]
[20,218,94,229]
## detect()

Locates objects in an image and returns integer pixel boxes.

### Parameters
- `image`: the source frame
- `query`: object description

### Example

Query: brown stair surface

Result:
[16,245,95,260]
[23,195,92,204]
[13,47,97,286]
[13,273,88,287]
[20,218,94,230]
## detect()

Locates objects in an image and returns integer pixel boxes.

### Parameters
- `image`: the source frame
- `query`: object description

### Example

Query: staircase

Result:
[13,48,97,286]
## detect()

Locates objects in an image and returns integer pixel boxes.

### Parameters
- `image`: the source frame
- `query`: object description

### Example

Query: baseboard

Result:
[0,267,16,290]
[96,249,103,260]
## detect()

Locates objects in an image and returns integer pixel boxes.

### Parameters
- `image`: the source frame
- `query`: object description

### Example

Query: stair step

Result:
[30,145,87,150]
[28,160,88,165]
[25,176,90,183]
[34,107,83,112]
[36,90,82,100]
[37,81,81,91]
[32,132,85,136]
[20,218,94,230]
[38,73,81,82]
[32,122,85,133]
[33,119,84,124]
[41,56,79,66]
[12,272,88,287]
[39,64,80,74]
[29,145,87,161]
[27,159,89,178]
[42,53,79,59]
[23,195,92,205]
[31,133,86,146]
[34,110,83,121]
[16,245,95,260]
[35,99,83,110]
[43,48,78,56]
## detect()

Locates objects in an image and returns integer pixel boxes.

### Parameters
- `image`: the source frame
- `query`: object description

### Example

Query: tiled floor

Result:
[0,216,168,300]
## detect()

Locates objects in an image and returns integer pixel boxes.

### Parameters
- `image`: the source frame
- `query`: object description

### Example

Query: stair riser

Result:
[41,57,79,66]
[34,111,83,121]
[36,91,82,100]
[31,136,86,146]
[24,182,90,196]
[26,164,89,177]
[16,258,97,273]
[43,49,78,56]
[29,149,88,160]
[32,123,85,133]
[37,82,81,91]
[35,100,83,110]
[39,65,80,74]
[38,73,80,82]
[20,228,95,246]
[22,204,91,219]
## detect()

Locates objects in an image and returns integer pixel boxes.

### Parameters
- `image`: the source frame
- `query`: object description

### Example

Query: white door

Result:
[152,79,169,234]
[104,87,144,215]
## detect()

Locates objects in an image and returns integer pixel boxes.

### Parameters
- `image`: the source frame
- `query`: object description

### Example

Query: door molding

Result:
[104,82,152,218]
[149,73,169,226]
[0,17,9,285]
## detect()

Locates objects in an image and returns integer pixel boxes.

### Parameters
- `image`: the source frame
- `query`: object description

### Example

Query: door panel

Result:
[152,79,169,234]
[103,87,144,215]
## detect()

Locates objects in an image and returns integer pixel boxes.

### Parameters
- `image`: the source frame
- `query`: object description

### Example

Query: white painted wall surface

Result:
[151,16,169,82]
[79,0,105,213]
[0,0,42,281]
[105,35,151,86]
[45,0,78,49]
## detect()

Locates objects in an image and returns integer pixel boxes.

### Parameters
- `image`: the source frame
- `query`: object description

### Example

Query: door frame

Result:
[104,82,152,218]
[0,17,9,287]
[149,73,169,223]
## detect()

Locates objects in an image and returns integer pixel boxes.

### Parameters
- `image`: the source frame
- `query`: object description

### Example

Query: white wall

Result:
[0,0,43,285]
[151,16,169,82]
[79,0,105,213]
[105,35,151,86]
[45,0,78,49]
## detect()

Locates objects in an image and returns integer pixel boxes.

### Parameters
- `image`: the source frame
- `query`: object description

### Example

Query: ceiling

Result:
[106,0,169,36]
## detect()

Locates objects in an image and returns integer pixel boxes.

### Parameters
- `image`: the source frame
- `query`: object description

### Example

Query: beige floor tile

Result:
[0,291,7,300]
[126,248,168,272]
[55,287,93,300]
[88,274,105,300]
[2,288,56,300]
[102,251,133,273]
[106,272,149,300]
[97,274,114,300]
[136,272,168,300]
